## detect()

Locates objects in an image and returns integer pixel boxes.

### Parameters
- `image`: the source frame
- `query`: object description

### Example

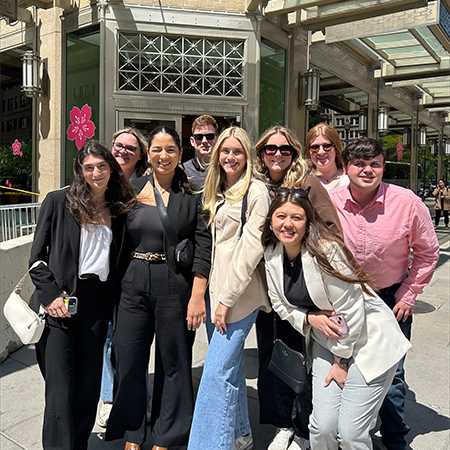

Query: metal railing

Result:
[0,203,41,242]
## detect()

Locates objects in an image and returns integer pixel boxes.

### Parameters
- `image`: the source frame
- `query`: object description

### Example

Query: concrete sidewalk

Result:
[1,231,449,450]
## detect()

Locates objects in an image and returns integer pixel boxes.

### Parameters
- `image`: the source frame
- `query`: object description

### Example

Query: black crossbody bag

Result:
[151,175,194,268]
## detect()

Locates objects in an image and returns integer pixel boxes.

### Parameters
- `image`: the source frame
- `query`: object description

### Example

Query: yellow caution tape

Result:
[0,185,46,197]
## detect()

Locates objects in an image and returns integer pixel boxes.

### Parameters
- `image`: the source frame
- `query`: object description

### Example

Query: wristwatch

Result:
[335,356,351,365]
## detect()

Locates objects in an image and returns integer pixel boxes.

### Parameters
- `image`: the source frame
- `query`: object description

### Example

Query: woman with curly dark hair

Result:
[105,126,211,450]
[29,140,136,450]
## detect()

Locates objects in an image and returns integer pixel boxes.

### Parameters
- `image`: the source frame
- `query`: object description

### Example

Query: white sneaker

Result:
[287,435,310,450]
[97,400,113,428]
[233,431,253,450]
[268,428,295,450]
[146,401,152,424]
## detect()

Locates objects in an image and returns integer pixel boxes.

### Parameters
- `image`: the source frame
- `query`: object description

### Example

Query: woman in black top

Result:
[105,126,211,450]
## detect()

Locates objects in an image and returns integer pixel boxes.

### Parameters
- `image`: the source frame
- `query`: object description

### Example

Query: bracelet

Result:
[306,310,310,326]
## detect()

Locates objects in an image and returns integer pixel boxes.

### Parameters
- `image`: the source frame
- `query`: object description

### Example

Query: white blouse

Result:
[79,224,112,282]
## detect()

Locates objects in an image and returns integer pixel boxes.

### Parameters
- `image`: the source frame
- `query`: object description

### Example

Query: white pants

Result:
[309,341,396,450]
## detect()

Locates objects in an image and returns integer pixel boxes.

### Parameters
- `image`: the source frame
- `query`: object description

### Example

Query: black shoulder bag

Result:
[151,175,194,268]
[268,310,310,394]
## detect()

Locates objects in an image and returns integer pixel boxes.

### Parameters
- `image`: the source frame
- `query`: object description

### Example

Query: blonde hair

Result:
[304,123,343,169]
[255,126,308,189]
[203,127,257,227]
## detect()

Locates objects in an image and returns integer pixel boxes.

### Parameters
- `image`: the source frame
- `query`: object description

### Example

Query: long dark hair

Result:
[66,140,136,224]
[147,126,193,194]
[261,191,375,295]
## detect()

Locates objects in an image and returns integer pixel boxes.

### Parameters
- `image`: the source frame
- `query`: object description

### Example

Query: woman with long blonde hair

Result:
[188,127,271,450]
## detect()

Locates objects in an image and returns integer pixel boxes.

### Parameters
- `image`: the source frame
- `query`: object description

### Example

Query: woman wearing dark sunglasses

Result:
[254,126,342,450]
[304,123,349,191]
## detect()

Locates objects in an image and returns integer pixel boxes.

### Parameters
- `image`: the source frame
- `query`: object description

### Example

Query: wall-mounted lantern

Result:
[304,69,320,111]
[22,50,42,98]
[402,128,410,149]
[358,109,367,134]
[378,106,389,135]
[445,138,450,157]
[430,138,438,157]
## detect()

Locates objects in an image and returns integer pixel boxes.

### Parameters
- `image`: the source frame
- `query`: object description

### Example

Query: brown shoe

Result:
[125,443,142,450]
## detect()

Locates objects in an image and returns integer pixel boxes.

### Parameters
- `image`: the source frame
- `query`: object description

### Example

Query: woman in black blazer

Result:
[105,126,211,450]
[29,141,136,450]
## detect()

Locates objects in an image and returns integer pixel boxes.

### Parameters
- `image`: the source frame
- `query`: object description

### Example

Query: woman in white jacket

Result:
[262,188,411,450]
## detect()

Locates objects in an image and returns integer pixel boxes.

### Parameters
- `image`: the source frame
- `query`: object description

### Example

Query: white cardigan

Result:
[264,241,411,383]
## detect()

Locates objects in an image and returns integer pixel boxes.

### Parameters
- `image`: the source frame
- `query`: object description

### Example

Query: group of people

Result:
[28,115,440,450]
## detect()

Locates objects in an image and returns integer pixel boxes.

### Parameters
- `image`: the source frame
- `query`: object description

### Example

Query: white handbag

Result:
[3,261,47,345]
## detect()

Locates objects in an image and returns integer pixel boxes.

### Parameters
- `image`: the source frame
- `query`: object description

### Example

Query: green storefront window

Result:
[65,26,100,183]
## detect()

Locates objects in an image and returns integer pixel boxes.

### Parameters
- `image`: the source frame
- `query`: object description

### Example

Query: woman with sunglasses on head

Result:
[262,189,411,450]
[254,126,342,450]
[188,127,271,450]
[29,141,136,450]
[105,126,211,450]
[304,123,349,191]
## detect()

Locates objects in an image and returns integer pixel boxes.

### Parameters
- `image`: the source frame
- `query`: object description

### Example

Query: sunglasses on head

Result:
[309,143,334,152]
[275,187,310,199]
[193,133,216,141]
[263,144,294,157]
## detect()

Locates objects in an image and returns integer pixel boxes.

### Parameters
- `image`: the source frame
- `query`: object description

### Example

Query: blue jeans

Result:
[100,322,151,404]
[377,285,412,450]
[188,309,259,450]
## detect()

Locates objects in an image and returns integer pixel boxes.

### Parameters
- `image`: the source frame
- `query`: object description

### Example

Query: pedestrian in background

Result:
[29,141,135,450]
[432,179,449,229]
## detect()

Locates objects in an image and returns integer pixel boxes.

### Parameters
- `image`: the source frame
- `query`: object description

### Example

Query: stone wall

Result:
[0,235,34,363]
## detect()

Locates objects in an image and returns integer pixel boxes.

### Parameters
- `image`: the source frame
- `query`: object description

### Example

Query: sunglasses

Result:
[275,187,310,199]
[113,142,139,154]
[263,144,294,157]
[309,143,334,153]
[193,133,216,141]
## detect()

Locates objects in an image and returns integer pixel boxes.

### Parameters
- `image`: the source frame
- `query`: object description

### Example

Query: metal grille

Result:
[0,203,41,242]
[118,33,245,97]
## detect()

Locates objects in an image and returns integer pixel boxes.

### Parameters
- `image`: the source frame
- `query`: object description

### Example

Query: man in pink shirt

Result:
[329,137,439,450]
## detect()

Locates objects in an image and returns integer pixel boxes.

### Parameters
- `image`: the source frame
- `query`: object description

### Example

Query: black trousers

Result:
[35,277,110,450]
[435,208,449,226]
[105,259,195,447]
[256,309,312,439]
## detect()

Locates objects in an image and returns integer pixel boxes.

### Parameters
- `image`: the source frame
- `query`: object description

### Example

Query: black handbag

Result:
[151,175,194,268]
[268,316,309,394]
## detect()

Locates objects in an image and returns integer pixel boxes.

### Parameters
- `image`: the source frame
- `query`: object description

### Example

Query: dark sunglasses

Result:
[263,144,294,157]
[275,187,310,200]
[309,143,334,152]
[193,133,216,141]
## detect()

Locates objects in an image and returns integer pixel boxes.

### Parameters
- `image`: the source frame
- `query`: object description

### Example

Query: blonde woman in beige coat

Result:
[433,179,449,229]
[188,127,271,450]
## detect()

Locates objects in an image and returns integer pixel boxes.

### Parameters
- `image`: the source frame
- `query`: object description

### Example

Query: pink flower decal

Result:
[6,180,12,188]
[12,139,22,156]
[67,104,96,150]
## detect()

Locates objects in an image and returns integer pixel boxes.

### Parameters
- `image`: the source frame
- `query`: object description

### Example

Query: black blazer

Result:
[29,188,127,317]
[132,174,211,309]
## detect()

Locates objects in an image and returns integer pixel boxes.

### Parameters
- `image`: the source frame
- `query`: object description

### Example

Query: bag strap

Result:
[239,188,250,238]
[150,173,180,247]
[273,312,278,341]
[15,260,47,294]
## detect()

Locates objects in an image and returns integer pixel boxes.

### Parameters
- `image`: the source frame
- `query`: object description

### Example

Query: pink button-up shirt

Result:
[329,182,439,306]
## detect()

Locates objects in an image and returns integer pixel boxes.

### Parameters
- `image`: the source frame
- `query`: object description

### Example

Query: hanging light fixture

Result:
[22,50,42,98]
[445,138,450,156]
[304,69,320,111]
[402,128,410,149]
[358,109,367,134]
[378,106,389,135]
[418,125,427,149]
[430,138,438,157]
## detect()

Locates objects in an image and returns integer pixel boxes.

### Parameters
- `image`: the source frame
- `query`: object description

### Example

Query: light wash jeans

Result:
[188,309,259,450]
[309,341,396,450]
